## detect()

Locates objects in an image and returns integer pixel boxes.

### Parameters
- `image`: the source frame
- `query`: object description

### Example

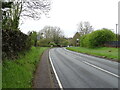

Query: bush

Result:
[80,29,116,48]
[37,39,51,47]
[2,30,32,60]
[60,39,69,47]
[49,42,57,47]
[80,34,91,47]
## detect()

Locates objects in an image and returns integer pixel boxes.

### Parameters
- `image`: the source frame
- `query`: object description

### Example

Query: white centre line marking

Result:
[82,61,119,78]
[64,48,119,78]
[49,50,63,90]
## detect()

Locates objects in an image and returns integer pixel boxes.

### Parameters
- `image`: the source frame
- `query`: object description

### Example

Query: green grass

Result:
[66,47,119,61]
[0,63,2,89]
[2,47,48,88]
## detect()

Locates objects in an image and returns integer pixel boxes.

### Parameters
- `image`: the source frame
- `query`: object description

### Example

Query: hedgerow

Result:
[2,30,32,60]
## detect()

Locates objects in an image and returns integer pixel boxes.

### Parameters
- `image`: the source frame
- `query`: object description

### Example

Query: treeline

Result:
[2,25,70,60]
[2,0,51,60]
[35,26,69,47]
[71,22,117,48]
[80,28,116,48]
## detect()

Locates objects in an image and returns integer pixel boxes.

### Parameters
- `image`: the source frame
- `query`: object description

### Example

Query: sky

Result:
[20,0,119,38]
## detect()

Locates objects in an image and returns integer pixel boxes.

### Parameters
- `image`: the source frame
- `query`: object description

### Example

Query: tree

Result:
[20,0,51,19]
[2,1,13,30]
[80,28,116,48]
[2,0,51,30]
[77,21,93,36]
[39,26,64,46]
[60,38,69,47]
[28,31,37,46]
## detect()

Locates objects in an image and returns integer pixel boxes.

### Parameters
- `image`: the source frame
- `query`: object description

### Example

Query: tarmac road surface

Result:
[49,48,119,88]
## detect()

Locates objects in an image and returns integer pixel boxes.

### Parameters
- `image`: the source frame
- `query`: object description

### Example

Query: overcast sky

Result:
[20,0,119,38]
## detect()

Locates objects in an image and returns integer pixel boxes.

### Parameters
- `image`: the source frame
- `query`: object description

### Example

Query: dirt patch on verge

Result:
[32,49,59,88]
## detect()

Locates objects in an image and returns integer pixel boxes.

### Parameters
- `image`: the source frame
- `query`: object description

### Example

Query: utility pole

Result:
[116,24,118,48]
[116,24,118,40]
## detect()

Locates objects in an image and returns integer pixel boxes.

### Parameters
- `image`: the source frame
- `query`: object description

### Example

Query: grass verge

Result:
[2,47,48,88]
[0,63,1,89]
[66,47,119,61]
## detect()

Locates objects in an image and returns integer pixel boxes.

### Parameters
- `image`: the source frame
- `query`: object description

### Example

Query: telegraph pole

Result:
[116,24,118,40]
[116,24,118,48]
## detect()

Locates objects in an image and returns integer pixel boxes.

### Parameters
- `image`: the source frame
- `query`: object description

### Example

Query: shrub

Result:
[80,34,92,48]
[80,28,116,48]
[49,42,57,47]
[37,39,51,47]
[80,34,87,47]
[2,30,32,60]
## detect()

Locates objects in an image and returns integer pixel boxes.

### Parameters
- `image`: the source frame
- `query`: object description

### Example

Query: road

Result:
[49,48,119,88]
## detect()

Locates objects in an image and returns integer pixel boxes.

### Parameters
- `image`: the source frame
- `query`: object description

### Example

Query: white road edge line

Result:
[64,48,119,78]
[64,48,117,64]
[82,61,119,78]
[49,50,63,90]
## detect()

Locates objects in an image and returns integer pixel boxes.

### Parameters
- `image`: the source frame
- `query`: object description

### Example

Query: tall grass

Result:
[2,47,48,88]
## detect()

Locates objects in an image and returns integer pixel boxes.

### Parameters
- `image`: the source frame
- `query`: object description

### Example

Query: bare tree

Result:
[2,0,51,30]
[20,0,51,20]
[40,26,53,38]
[39,26,64,45]
[77,21,93,36]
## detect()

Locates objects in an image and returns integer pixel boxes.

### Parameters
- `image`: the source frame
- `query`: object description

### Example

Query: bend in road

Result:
[49,48,119,88]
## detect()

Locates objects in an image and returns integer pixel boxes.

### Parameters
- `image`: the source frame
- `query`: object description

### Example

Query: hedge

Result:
[2,30,32,60]
[80,29,116,48]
